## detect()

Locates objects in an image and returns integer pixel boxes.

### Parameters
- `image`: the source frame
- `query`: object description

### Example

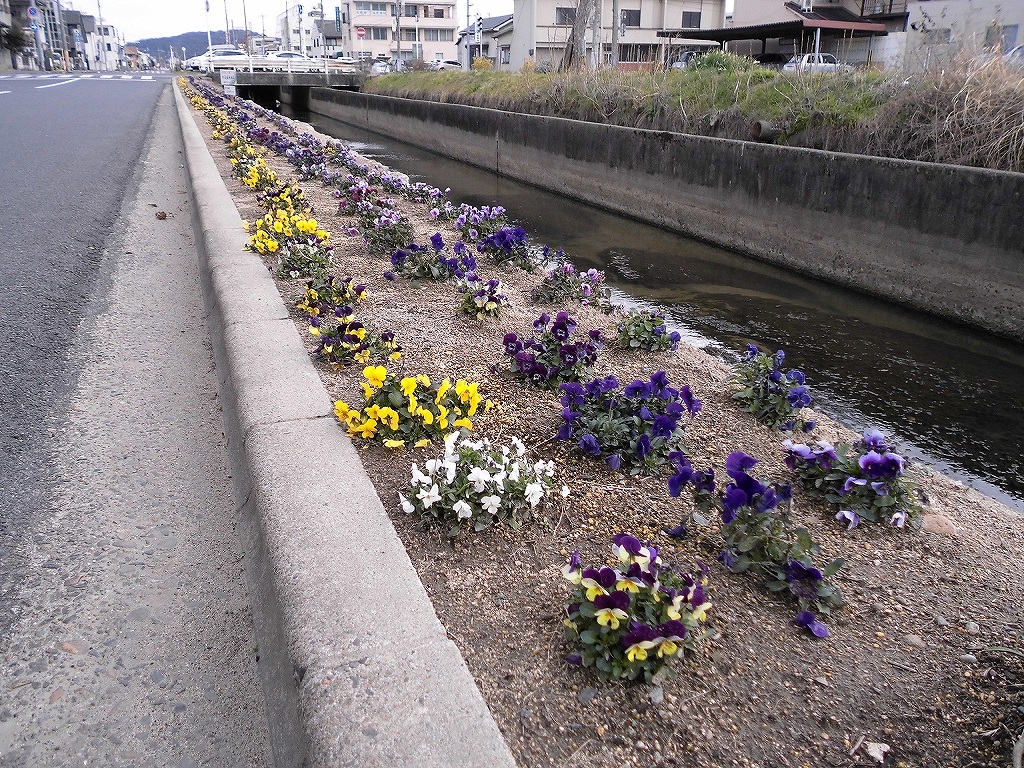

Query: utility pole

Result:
[54,0,71,70]
[394,1,400,69]
[241,0,250,52]
[590,0,600,67]
[610,0,619,65]
[205,0,213,53]
[223,0,230,44]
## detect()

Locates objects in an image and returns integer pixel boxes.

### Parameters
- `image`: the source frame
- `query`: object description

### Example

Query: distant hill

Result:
[130,30,254,60]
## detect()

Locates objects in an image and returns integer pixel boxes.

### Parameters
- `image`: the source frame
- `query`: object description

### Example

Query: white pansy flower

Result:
[398,493,415,514]
[524,482,544,508]
[410,464,430,486]
[441,459,457,485]
[453,500,473,520]
[424,458,442,476]
[417,484,441,509]
[481,494,502,514]
[491,471,506,492]
[508,462,521,483]
[443,431,460,454]
[467,466,491,492]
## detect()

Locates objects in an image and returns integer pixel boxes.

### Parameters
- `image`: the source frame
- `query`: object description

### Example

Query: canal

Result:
[299,109,1024,513]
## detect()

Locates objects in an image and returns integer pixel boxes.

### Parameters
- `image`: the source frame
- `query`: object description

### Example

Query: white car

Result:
[185,48,247,71]
[370,60,392,74]
[433,59,463,70]
[782,53,851,74]
[266,50,310,60]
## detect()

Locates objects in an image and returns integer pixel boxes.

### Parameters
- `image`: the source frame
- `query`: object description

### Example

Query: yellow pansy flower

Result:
[356,419,378,438]
[383,439,406,449]
[363,365,387,389]
[400,377,418,397]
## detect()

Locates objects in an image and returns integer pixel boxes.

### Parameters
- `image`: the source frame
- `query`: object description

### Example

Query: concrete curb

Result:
[172,83,518,768]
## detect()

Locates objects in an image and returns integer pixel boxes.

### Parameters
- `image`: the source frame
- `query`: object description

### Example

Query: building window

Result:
[404,4,418,16]
[621,9,641,27]
[402,28,418,40]
[1000,24,1019,47]
[433,7,445,17]
[499,46,510,64]
[355,2,390,14]
[106,42,112,51]
[423,28,453,41]
[369,26,390,39]
[555,7,576,25]
[681,11,701,27]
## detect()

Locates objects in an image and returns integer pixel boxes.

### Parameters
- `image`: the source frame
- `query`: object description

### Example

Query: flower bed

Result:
[180,78,1024,768]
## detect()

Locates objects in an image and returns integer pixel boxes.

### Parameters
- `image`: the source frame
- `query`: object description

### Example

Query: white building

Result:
[93,19,121,70]
[509,0,727,71]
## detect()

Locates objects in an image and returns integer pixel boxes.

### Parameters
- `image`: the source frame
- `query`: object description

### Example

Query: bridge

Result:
[227,70,365,112]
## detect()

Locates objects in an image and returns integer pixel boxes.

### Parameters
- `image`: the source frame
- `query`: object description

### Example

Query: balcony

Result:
[859,0,907,17]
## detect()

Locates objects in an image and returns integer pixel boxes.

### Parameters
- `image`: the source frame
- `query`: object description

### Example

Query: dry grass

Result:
[366,54,1024,172]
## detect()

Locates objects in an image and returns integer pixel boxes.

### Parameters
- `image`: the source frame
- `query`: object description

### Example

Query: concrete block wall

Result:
[309,88,1024,342]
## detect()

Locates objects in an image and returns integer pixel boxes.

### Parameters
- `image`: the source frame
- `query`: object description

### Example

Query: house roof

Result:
[658,16,888,41]
[458,14,513,36]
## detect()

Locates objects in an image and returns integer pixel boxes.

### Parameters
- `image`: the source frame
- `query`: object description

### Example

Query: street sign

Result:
[27,5,39,17]
[297,4,303,14]
[335,6,341,32]
[356,27,365,38]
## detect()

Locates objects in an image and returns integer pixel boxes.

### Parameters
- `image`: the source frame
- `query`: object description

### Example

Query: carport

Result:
[658,17,888,66]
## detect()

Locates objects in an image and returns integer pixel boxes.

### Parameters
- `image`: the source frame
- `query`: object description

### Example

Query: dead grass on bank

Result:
[366,55,1024,173]
[186,86,1024,768]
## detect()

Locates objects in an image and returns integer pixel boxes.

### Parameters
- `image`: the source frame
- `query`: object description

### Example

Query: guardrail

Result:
[191,57,360,74]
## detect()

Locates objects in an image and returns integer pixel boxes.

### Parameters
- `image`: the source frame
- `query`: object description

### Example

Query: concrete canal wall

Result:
[308,88,1024,342]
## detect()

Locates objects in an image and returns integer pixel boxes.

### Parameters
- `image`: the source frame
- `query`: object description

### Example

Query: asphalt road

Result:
[0,75,272,764]
[0,72,165,635]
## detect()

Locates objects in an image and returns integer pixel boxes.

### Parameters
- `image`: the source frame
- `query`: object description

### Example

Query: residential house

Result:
[509,0,727,71]
[456,13,513,68]
[93,20,121,70]
[278,4,319,55]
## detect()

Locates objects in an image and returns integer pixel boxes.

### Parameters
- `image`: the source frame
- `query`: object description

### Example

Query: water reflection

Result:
[302,113,1024,511]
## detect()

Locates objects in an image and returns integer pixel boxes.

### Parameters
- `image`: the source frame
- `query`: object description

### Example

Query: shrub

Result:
[295,275,368,318]
[334,366,486,447]
[615,308,681,352]
[731,344,815,431]
[562,535,712,682]
[472,56,494,71]
[784,430,921,529]
[557,372,701,475]
[501,311,602,389]
[399,432,565,534]
[309,304,401,367]
[669,451,844,638]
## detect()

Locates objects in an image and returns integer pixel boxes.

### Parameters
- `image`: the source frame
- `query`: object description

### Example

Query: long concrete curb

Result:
[172,82,518,768]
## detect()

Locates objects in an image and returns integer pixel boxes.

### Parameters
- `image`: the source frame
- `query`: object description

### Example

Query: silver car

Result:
[782,53,851,74]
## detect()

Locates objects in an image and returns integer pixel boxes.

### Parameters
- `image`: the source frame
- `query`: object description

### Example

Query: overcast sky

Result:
[62,0,515,43]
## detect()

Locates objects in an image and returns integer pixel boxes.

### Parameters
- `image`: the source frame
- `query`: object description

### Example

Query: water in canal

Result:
[298,110,1024,512]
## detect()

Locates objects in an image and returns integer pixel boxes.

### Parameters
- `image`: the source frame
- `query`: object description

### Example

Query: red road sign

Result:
[356,27,365,38]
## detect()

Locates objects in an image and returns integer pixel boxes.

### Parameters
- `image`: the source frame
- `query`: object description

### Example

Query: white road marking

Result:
[100,74,114,79]
[35,78,79,89]
[141,75,153,80]
[120,75,132,79]
[0,90,10,95]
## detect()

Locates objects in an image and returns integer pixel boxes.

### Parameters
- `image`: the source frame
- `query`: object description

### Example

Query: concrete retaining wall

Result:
[309,88,1024,342]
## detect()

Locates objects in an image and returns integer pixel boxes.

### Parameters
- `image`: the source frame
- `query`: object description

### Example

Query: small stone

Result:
[49,688,63,703]
[959,654,978,663]
[934,615,948,627]
[905,634,926,649]
[578,687,597,705]
[922,514,956,535]
[59,642,80,654]
[964,621,980,635]
[649,687,664,705]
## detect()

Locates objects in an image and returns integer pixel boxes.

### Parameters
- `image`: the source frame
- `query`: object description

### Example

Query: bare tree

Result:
[558,0,594,71]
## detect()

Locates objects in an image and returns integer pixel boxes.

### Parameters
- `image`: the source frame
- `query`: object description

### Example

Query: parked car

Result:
[370,60,392,75]
[266,50,310,60]
[432,59,463,70]
[331,54,359,65]
[184,47,247,71]
[670,51,701,69]
[754,52,790,70]
[782,53,851,74]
